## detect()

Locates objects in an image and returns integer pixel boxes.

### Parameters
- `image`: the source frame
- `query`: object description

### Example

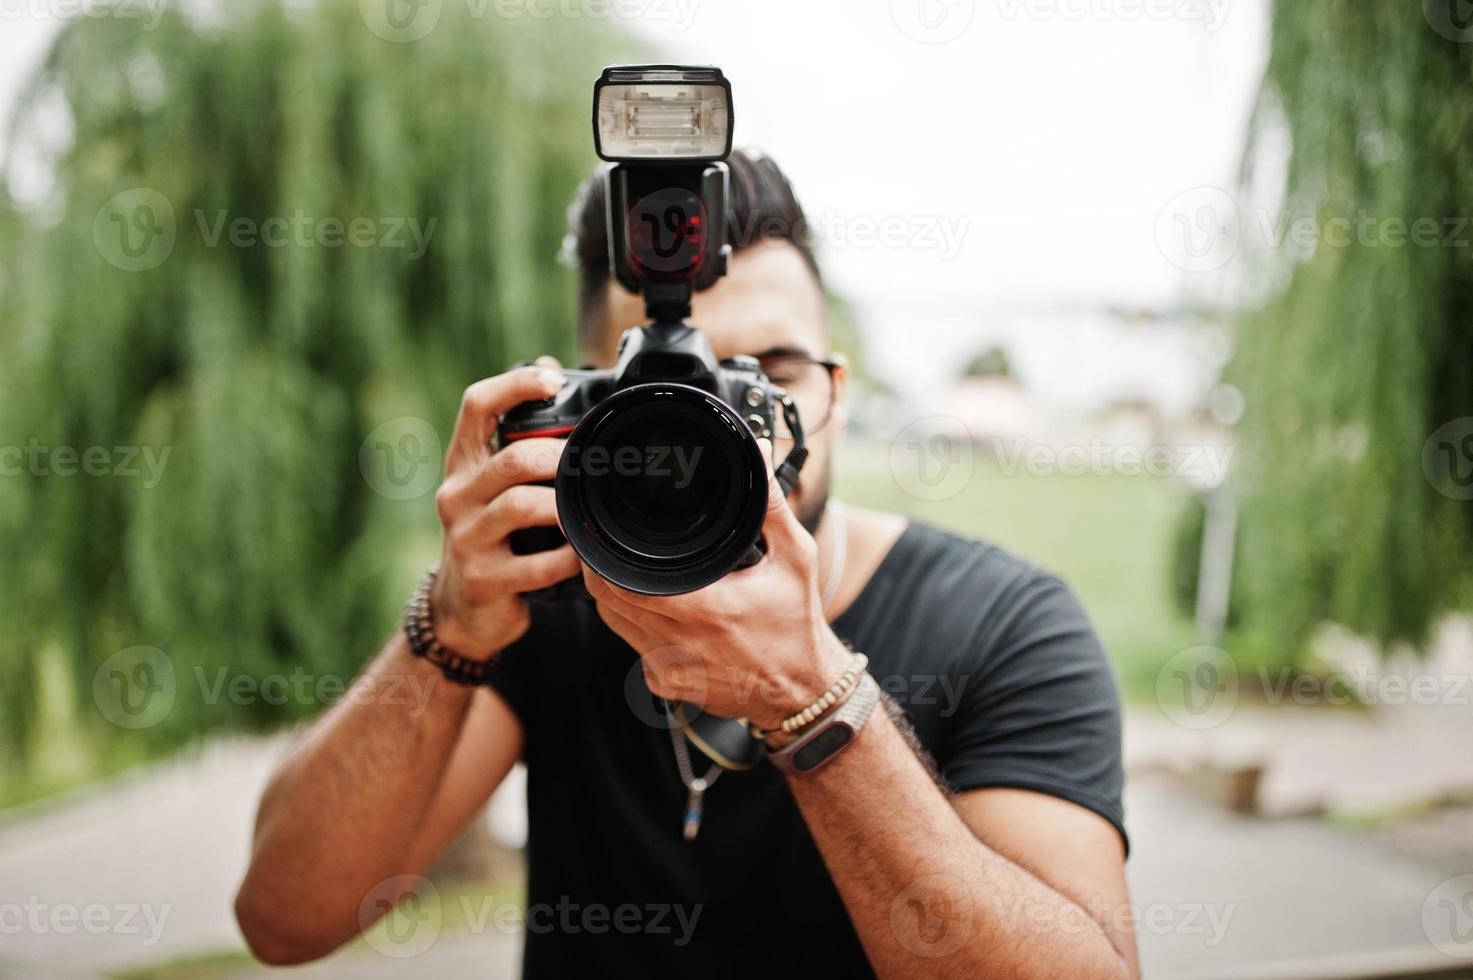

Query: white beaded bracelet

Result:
[779,652,869,734]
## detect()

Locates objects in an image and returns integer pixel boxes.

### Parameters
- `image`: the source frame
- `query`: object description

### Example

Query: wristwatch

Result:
[767,672,881,775]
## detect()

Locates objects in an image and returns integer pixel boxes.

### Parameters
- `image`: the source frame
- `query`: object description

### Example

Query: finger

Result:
[758,438,807,554]
[593,600,659,652]
[580,563,684,628]
[584,565,690,627]
[533,355,563,370]
[445,366,565,472]
[448,485,558,553]
[442,437,564,510]
[501,544,582,593]
[482,484,561,541]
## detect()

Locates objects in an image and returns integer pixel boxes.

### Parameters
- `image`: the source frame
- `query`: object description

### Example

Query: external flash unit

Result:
[593,65,734,163]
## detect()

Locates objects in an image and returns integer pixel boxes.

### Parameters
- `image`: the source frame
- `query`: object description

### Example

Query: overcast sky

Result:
[1,0,1270,411]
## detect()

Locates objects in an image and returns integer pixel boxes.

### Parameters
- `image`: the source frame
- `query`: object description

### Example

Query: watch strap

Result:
[767,671,880,776]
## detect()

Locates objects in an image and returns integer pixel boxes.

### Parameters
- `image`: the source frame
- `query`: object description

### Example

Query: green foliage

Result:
[1167,492,1241,630]
[1231,1,1473,661]
[962,346,1012,381]
[0,2,630,784]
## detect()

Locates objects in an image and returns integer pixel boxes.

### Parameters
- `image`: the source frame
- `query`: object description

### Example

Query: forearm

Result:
[785,705,1134,979]
[236,633,473,962]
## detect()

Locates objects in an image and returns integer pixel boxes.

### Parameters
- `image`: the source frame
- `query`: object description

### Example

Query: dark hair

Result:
[562,148,822,349]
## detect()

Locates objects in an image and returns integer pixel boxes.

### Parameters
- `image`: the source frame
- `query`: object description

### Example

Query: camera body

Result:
[496,66,806,599]
[499,329,779,449]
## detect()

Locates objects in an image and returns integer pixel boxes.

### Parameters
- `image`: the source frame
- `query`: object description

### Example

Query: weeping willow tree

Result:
[1229,1,1473,663]
[0,1,633,791]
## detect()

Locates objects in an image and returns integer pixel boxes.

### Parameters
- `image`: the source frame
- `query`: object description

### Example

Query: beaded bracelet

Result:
[403,564,494,686]
[747,652,870,743]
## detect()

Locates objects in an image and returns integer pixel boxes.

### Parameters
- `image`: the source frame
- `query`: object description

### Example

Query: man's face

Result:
[587,238,844,534]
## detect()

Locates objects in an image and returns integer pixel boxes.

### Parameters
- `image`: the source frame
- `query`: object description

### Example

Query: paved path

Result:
[2,723,1471,978]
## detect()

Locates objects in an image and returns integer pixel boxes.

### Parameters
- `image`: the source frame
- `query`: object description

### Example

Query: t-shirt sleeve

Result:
[938,571,1127,852]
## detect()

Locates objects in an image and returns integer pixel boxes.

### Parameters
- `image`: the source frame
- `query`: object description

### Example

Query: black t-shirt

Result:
[486,520,1125,978]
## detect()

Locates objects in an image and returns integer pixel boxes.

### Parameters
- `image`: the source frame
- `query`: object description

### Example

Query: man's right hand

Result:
[431,361,581,657]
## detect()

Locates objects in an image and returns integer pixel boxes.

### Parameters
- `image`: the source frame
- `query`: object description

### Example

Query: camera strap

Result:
[774,394,808,496]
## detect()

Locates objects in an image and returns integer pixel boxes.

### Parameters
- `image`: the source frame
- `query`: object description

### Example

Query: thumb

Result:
[757,437,805,549]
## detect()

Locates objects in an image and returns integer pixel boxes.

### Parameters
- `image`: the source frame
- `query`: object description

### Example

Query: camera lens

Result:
[557,383,768,595]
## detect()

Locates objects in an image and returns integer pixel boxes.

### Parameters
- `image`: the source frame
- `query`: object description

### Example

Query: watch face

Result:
[792,723,855,773]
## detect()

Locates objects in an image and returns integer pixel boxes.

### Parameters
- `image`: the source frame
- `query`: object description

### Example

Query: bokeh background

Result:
[2,1,1473,977]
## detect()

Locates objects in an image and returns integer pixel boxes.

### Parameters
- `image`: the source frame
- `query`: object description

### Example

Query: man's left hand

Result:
[582,447,849,731]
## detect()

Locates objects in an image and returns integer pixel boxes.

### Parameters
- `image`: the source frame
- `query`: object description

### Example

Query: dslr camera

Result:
[498,66,808,598]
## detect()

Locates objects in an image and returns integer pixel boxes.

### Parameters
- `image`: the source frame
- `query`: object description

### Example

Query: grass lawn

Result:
[835,440,1199,699]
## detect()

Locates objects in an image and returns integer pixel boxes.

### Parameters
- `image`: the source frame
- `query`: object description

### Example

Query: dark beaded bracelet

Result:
[403,564,494,686]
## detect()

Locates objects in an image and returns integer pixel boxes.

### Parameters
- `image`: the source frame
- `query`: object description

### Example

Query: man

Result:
[236,151,1136,977]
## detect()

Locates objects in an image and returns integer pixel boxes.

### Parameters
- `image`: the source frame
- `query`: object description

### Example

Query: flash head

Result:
[594,65,733,163]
